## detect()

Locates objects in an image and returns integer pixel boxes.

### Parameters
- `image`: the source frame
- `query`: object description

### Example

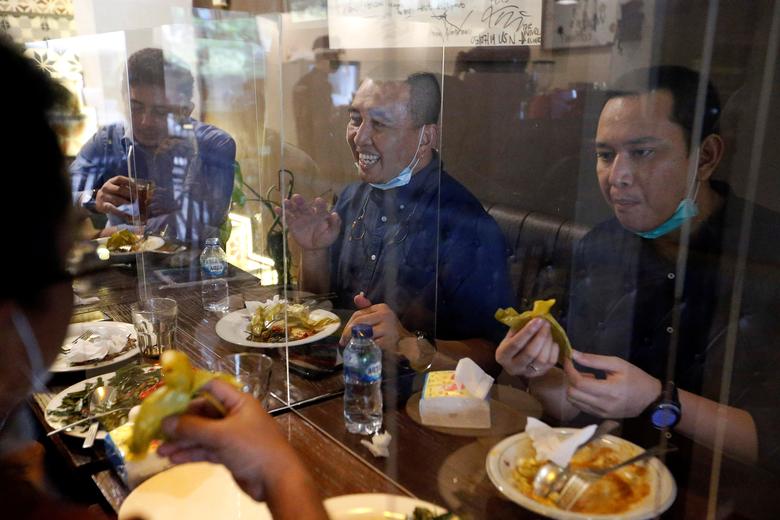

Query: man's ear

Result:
[420,123,440,153]
[697,133,724,181]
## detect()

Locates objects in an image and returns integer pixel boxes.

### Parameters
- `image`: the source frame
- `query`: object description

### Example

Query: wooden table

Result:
[30,258,780,519]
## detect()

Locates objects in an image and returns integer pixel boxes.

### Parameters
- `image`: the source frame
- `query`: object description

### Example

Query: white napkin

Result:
[67,333,128,363]
[454,357,494,399]
[526,417,597,467]
[360,430,392,458]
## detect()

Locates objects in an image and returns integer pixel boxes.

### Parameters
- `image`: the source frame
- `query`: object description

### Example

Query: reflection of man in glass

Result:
[498,66,780,474]
[292,36,346,182]
[70,48,236,247]
[283,73,513,370]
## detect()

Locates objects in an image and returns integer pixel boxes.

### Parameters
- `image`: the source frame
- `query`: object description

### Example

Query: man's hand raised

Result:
[276,194,341,251]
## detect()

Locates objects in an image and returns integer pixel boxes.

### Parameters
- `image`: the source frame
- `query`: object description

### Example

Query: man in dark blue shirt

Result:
[496,66,780,476]
[282,72,513,371]
[70,48,235,247]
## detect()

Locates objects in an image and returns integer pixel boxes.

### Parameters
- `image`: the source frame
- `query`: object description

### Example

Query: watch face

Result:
[651,405,680,428]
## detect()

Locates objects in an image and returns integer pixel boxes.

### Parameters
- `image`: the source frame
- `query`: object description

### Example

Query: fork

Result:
[556,444,677,510]
[71,329,94,344]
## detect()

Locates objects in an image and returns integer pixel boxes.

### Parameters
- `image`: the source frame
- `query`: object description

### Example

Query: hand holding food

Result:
[563,351,662,418]
[495,299,573,363]
[158,379,329,520]
[129,351,237,454]
[495,318,559,378]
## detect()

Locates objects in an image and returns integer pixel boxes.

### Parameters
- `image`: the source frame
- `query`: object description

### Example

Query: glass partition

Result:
[12,0,780,517]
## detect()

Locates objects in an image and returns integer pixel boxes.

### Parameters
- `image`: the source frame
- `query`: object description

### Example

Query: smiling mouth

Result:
[358,152,379,169]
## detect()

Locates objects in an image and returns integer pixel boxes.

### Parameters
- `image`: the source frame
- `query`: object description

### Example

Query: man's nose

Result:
[609,152,633,186]
[353,121,372,146]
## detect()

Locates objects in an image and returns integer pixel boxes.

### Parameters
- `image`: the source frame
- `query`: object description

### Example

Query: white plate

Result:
[324,493,448,519]
[45,367,159,440]
[215,308,341,348]
[51,322,139,373]
[118,464,447,520]
[119,462,272,520]
[96,235,168,261]
[486,429,677,520]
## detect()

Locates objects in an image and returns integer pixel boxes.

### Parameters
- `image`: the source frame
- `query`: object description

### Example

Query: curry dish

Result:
[513,441,651,514]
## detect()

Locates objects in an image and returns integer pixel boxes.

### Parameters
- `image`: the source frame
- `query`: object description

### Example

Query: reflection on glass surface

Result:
[8,0,780,517]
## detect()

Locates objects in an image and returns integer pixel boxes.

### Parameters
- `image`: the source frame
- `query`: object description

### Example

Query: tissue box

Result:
[419,371,491,429]
[105,423,173,489]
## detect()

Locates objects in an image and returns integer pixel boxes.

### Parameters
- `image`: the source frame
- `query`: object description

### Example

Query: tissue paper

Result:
[525,417,596,467]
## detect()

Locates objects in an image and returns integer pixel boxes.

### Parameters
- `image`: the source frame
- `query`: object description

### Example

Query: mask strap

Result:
[11,308,48,392]
[407,125,425,173]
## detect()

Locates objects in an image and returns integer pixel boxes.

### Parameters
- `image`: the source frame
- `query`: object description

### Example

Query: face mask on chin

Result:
[366,126,426,191]
[633,181,700,240]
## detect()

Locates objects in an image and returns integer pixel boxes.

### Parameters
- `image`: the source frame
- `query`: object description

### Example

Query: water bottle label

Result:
[344,362,381,384]
[202,257,227,276]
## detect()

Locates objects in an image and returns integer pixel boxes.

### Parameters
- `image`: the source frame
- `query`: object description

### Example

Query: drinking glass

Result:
[132,179,155,224]
[220,353,273,407]
[132,297,178,362]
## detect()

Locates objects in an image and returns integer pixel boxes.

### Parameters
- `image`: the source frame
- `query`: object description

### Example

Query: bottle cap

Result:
[351,324,373,338]
[205,237,220,246]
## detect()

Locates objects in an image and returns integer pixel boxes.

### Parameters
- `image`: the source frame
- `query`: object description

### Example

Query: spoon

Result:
[532,419,620,498]
[82,385,116,449]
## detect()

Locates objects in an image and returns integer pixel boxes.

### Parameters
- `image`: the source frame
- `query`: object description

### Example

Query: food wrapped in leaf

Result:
[129,351,238,454]
[106,229,138,251]
[247,299,338,342]
[495,299,572,362]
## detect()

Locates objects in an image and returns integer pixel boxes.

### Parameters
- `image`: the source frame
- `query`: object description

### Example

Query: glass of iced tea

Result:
[132,179,155,224]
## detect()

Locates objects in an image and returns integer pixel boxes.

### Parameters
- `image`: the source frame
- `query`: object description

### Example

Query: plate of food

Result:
[323,494,454,519]
[215,297,341,348]
[45,364,161,440]
[96,231,177,261]
[486,429,676,519]
[50,322,139,373]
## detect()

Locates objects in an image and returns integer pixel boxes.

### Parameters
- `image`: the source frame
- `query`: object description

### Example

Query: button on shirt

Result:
[330,155,514,344]
[70,121,236,247]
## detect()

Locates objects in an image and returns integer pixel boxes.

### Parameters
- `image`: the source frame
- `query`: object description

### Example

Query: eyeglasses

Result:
[349,191,419,246]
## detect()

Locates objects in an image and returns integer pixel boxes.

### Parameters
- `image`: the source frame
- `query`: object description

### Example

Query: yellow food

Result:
[248,300,337,342]
[513,442,651,514]
[105,229,139,251]
[495,299,572,362]
[129,351,238,454]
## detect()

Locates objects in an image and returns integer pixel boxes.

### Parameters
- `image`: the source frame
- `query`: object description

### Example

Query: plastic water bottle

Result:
[200,237,229,312]
[343,324,383,435]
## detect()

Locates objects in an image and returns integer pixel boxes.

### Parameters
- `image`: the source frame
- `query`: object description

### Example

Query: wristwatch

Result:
[399,331,437,373]
[648,381,682,429]
[81,188,98,213]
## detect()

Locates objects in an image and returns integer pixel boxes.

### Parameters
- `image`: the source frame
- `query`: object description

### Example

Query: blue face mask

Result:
[634,182,700,239]
[368,126,425,190]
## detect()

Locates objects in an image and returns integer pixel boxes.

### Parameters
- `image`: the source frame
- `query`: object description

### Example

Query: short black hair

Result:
[125,47,194,101]
[606,65,721,148]
[406,72,441,126]
[0,36,70,306]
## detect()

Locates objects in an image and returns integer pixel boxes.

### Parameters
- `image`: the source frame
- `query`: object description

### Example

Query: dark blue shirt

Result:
[330,156,514,344]
[567,182,780,473]
[70,121,236,247]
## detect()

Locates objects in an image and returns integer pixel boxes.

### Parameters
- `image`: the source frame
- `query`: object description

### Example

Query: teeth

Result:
[358,153,379,166]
